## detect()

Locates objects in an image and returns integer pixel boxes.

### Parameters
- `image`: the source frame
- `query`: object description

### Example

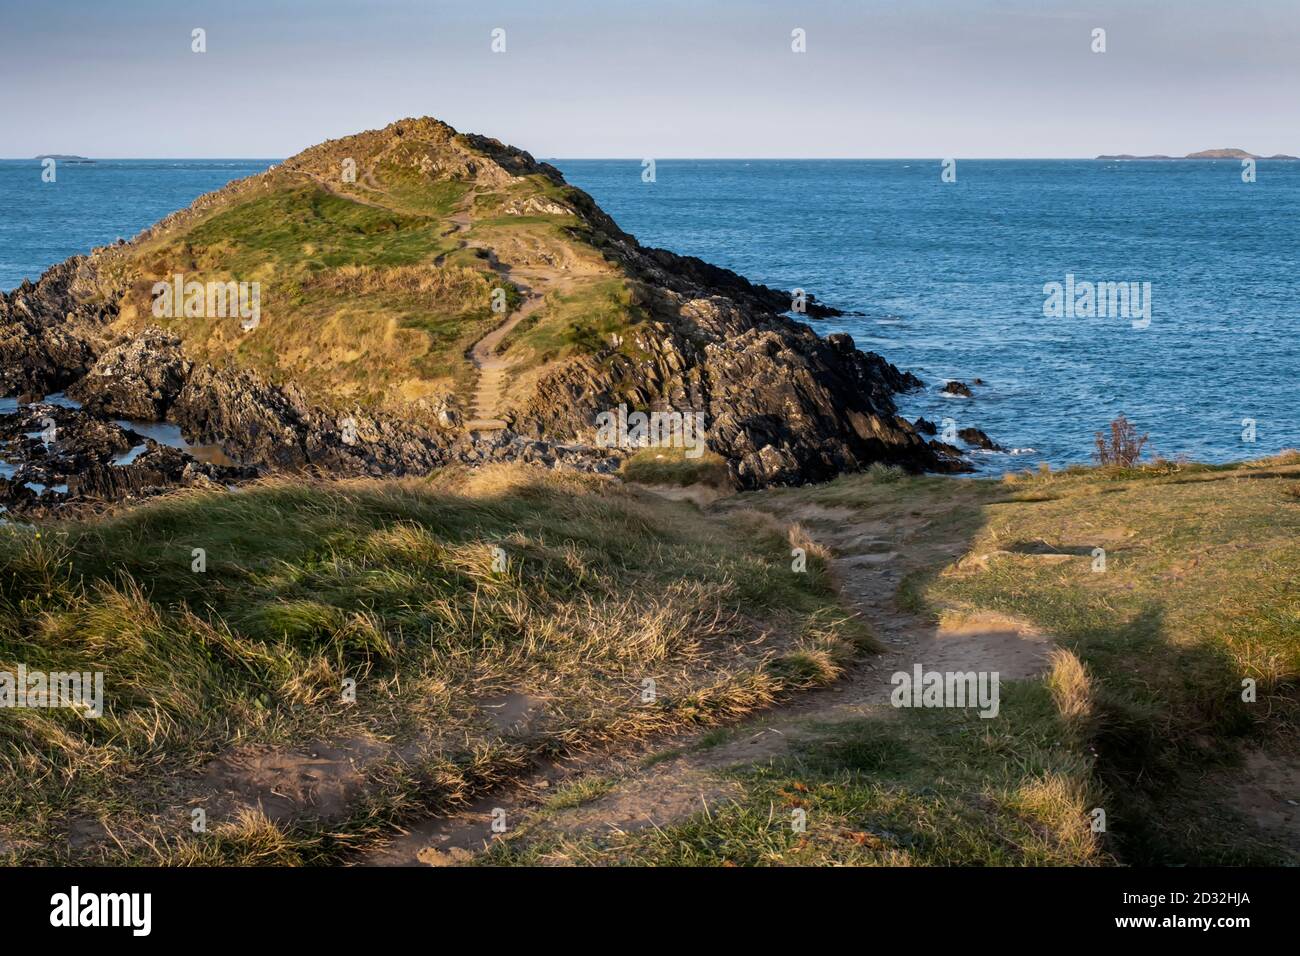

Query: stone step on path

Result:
[464,418,508,431]
[463,285,542,434]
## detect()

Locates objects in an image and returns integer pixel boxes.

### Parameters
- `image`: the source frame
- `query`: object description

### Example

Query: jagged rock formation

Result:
[0,116,970,513]
[0,257,117,401]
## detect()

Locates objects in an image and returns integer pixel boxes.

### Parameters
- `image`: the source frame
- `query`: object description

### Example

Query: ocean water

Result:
[3,157,1297,471]
[554,159,1300,471]
[0,159,273,291]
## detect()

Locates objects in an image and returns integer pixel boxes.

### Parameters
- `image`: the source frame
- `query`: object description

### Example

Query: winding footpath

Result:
[463,284,540,431]
[302,167,608,435]
[361,486,1055,865]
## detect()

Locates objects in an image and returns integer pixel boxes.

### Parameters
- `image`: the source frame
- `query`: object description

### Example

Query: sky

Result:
[1,0,1297,159]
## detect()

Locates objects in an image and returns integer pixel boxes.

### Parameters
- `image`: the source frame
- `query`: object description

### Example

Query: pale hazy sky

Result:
[2,0,1296,158]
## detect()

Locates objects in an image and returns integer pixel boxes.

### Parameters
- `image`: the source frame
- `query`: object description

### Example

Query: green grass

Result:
[173,184,451,274]
[621,447,733,488]
[482,684,1107,866]
[0,466,860,864]
[370,155,470,217]
[478,455,1299,867]
[498,277,643,367]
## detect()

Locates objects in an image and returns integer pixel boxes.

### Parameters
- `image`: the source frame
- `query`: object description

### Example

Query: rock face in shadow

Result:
[0,257,117,401]
[511,293,964,487]
[0,400,254,518]
[0,116,976,500]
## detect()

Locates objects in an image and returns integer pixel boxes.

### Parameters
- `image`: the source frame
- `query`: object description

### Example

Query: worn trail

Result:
[359,487,1053,865]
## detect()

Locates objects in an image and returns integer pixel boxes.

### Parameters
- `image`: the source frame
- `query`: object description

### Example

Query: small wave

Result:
[970,446,1037,456]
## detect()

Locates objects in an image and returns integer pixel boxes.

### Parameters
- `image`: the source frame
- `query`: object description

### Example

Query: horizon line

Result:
[8,155,1298,162]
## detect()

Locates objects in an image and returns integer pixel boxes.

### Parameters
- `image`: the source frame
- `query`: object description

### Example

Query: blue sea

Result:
[3,157,1296,471]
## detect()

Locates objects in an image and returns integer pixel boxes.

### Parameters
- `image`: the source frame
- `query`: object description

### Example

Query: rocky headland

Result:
[1,117,973,518]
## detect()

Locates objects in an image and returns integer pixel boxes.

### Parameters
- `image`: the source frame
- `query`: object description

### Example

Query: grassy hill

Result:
[4,116,956,494]
[109,118,627,416]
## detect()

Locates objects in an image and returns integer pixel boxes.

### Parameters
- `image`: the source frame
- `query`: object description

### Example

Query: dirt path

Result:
[359,487,1054,865]
[301,172,613,434]
[463,284,540,429]
[299,175,528,430]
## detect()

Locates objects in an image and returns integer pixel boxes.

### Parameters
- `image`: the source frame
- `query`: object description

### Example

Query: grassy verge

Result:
[480,455,1299,866]
[0,466,861,864]
[923,456,1300,863]
[482,672,1106,866]
[621,447,733,488]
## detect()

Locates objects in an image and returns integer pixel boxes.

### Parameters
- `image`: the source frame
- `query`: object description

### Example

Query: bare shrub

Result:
[1093,414,1149,468]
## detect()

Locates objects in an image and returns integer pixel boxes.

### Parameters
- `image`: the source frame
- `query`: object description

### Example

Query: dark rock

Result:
[957,427,1006,451]
[512,293,951,488]
[0,401,253,515]
[0,403,131,482]
[0,257,123,399]
[67,329,192,420]
[928,439,968,461]
[68,444,191,499]
[637,247,844,319]
[913,417,938,436]
[941,380,973,397]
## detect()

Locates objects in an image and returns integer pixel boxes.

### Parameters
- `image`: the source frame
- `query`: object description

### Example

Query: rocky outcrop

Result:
[0,401,253,517]
[510,288,965,487]
[634,247,843,320]
[0,257,118,401]
[67,329,193,420]
[958,427,1005,451]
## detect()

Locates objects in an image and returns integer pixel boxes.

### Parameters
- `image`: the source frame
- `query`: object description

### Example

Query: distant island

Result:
[1097,148,1299,160]
[33,154,94,163]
